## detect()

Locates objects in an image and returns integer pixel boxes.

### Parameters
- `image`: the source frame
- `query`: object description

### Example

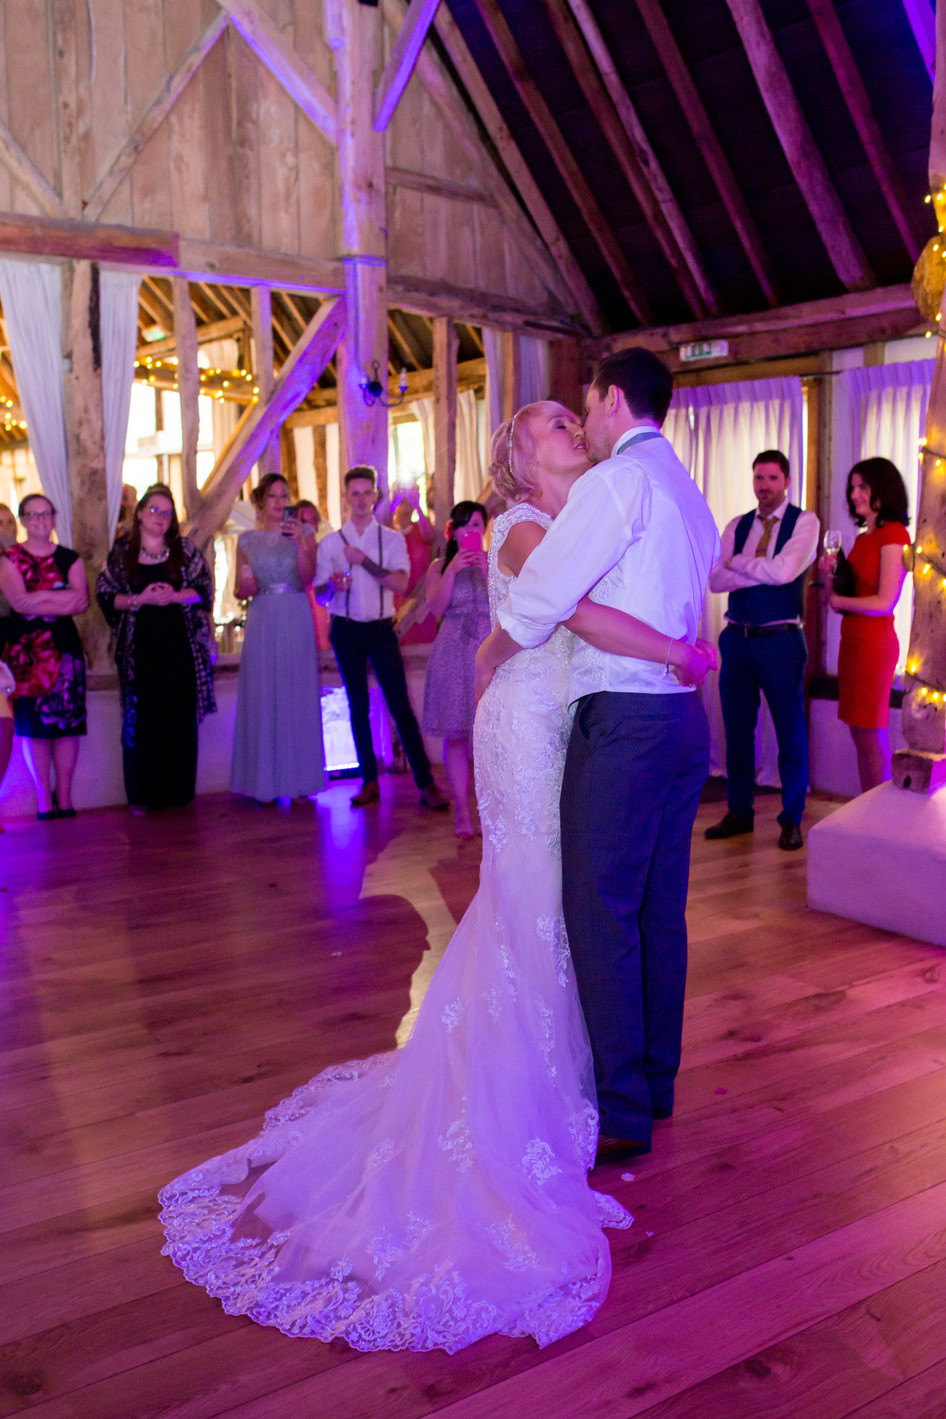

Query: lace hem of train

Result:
[159,1058,632,1354]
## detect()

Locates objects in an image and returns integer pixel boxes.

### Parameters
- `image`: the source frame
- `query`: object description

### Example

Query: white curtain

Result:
[410,396,436,484]
[410,393,481,509]
[837,360,932,672]
[0,260,71,542]
[100,269,141,539]
[483,330,550,441]
[665,376,806,782]
[483,328,503,438]
[519,336,549,406]
[456,389,482,504]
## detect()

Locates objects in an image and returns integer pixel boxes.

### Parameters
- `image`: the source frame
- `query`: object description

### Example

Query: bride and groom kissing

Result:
[159,347,721,1354]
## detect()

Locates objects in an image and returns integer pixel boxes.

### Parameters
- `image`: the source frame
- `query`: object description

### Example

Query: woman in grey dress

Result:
[421,501,490,837]
[230,474,325,802]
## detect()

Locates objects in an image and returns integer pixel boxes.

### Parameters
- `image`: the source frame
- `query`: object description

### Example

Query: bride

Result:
[159,402,714,1352]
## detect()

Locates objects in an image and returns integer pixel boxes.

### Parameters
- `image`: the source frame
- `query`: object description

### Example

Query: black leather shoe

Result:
[778,821,803,851]
[594,1134,652,1166]
[704,811,754,840]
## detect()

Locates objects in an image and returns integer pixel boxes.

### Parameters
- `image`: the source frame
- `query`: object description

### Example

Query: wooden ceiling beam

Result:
[586,282,919,365]
[373,0,441,131]
[635,0,781,308]
[135,314,244,362]
[388,310,428,368]
[724,0,874,292]
[217,0,337,145]
[286,357,486,422]
[558,0,721,318]
[470,0,653,325]
[85,11,228,223]
[387,314,418,371]
[806,0,924,261]
[0,210,177,267]
[426,0,606,334]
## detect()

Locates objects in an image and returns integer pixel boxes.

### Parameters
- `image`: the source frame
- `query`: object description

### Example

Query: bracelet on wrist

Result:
[664,637,675,675]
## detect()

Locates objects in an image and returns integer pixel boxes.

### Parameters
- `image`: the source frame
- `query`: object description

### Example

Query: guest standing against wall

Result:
[0,494,87,819]
[705,450,819,851]
[821,457,910,792]
[96,484,216,812]
[231,473,325,803]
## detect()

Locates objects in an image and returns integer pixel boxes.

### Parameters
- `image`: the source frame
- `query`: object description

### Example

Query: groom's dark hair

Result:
[592,348,673,425]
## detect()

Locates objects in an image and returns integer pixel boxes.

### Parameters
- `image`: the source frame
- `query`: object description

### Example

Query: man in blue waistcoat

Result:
[705,450,820,851]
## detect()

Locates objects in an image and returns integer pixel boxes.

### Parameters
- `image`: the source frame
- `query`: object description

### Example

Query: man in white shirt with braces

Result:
[317,466,448,811]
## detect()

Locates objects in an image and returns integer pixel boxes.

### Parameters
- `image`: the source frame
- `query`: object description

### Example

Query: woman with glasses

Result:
[96,484,215,812]
[0,493,88,818]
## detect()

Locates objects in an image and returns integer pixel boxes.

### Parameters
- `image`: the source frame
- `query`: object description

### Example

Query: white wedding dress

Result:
[159,505,632,1353]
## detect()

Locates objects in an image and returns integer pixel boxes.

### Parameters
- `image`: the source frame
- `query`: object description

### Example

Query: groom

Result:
[477,348,719,1162]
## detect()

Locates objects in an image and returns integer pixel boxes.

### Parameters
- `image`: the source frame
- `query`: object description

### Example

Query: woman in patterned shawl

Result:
[96,484,215,812]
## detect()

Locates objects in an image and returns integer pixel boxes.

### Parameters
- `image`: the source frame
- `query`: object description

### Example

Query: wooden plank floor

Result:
[2,779,945,1419]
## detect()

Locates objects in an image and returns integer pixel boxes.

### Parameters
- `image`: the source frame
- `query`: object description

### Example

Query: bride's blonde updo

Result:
[488,400,575,502]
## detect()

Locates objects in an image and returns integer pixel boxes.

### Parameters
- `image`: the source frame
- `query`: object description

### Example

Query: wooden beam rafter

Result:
[0,116,65,219]
[587,282,920,368]
[427,0,605,334]
[172,279,201,517]
[135,314,244,362]
[0,211,179,268]
[806,0,924,261]
[470,0,652,325]
[85,10,229,223]
[217,0,338,146]
[724,0,875,292]
[373,0,441,131]
[634,0,781,308]
[555,0,722,319]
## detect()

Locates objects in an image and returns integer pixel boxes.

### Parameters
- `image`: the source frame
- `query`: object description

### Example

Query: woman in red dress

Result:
[827,457,910,793]
[0,493,89,817]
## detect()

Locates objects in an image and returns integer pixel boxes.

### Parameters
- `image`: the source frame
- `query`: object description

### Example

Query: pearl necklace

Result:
[139,545,169,564]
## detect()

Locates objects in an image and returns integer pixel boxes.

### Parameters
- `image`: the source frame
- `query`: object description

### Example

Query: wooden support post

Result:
[433,315,457,547]
[62,262,110,670]
[330,0,390,491]
[173,279,201,518]
[501,331,520,422]
[251,286,280,479]
[893,4,946,793]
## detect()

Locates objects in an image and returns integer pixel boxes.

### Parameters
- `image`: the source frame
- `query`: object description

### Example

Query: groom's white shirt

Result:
[498,429,720,703]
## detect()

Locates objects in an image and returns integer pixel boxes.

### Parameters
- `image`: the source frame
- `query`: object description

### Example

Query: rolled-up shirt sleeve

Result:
[498,465,650,648]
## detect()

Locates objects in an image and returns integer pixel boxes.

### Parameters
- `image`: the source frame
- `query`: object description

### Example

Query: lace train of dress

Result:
[159,505,631,1353]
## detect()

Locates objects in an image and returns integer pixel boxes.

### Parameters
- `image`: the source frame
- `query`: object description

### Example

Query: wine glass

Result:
[824,530,842,556]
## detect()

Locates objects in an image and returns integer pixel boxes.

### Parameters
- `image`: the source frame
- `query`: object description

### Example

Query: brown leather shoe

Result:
[419,783,449,810]
[594,1134,652,1166]
[350,779,380,807]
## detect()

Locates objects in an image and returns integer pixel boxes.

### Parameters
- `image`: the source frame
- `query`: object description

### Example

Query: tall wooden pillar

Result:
[173,278,202,518]
[501,331,521,421]
[433,315,458,546]
[62,260,110,670]
[894,0,946,793]
[329,0,389,492]
[251,287,281,481]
